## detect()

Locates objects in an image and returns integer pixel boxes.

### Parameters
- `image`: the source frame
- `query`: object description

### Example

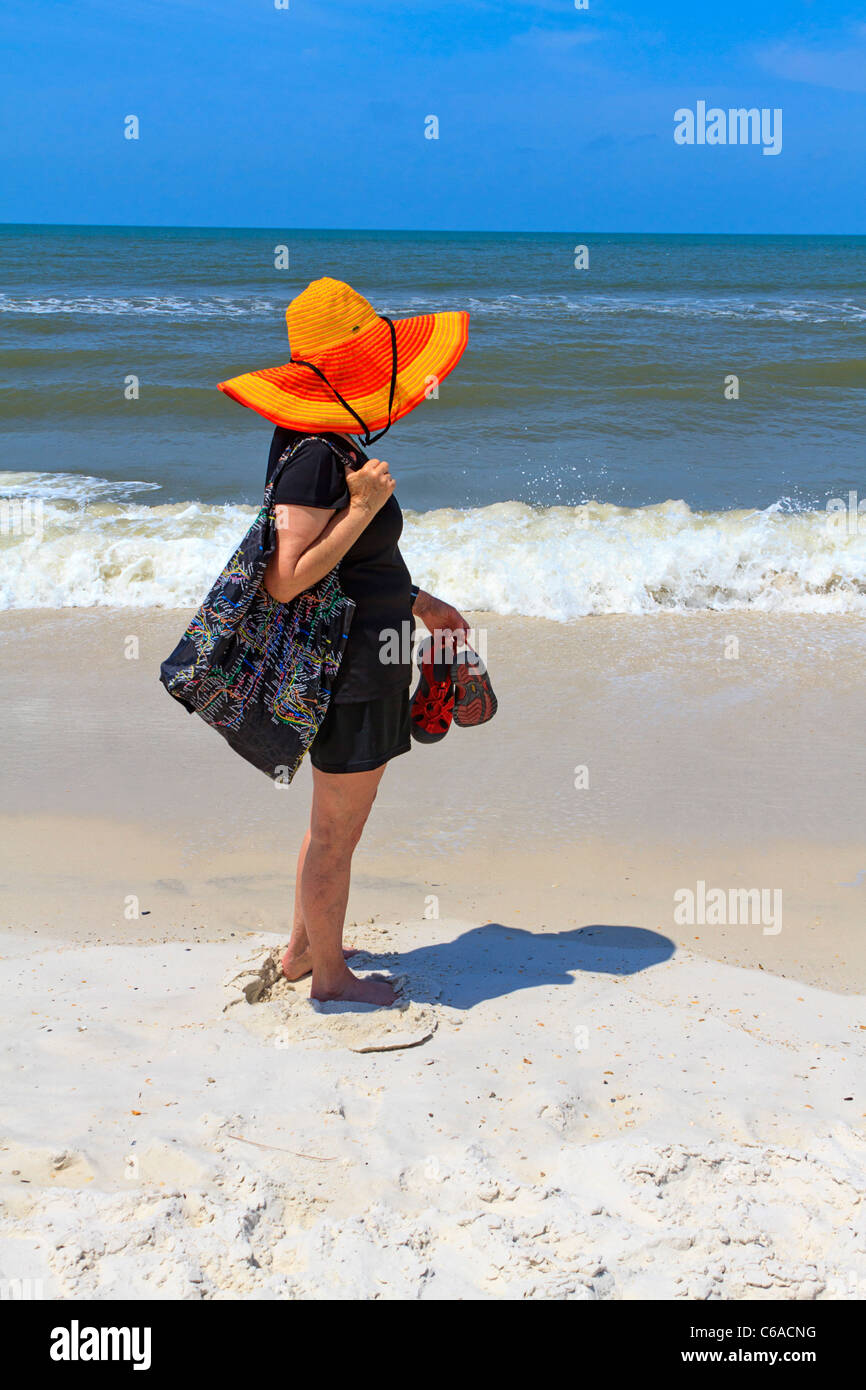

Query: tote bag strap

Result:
[264,434,360,589]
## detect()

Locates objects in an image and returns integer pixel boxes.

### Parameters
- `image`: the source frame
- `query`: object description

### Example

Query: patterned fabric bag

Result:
[159,436,356,783]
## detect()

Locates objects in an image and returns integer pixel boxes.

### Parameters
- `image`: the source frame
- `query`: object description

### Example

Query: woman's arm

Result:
[412,588,470,639]
[264,456,394,604]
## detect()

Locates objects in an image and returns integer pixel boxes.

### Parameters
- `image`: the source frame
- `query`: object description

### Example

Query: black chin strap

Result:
[290,315,398,448]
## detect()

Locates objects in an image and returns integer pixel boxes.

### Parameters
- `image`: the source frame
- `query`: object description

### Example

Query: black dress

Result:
[266,428,414,773]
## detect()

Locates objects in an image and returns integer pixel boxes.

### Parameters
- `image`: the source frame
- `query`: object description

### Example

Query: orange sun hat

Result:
[218,277,469,440]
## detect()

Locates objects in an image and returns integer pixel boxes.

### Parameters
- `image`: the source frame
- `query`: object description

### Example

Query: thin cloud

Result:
[513,26,606,51]
[755,31,866,93]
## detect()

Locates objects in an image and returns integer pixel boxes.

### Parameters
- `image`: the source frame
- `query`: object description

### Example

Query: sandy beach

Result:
[4,0,866,1322]
[1,607,864,1298]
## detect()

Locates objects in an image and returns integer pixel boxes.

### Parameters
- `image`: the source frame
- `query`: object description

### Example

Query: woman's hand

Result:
[345,457,395,516]
[413,589,471,644]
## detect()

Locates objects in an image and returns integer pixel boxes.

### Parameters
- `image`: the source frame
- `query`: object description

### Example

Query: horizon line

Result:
[0,221,863,238]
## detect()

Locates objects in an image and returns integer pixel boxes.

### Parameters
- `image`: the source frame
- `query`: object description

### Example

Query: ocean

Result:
[1,225,865,616]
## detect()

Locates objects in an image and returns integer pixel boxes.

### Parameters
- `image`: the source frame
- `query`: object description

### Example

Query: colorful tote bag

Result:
[159,436,356,783]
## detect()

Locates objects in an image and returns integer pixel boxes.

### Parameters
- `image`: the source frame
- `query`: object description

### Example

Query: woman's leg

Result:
[283,829,311,970]
[282,828,357,979]
[294,762,396,1005]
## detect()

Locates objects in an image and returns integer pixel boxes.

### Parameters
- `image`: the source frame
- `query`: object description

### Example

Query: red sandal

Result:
[453,644,498,727]
[410,636,456,743]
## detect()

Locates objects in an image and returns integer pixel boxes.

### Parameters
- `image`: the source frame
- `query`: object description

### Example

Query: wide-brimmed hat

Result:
[218,277,469,442]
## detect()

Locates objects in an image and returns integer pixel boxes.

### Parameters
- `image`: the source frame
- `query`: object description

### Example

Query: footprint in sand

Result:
[223,948,438,1053]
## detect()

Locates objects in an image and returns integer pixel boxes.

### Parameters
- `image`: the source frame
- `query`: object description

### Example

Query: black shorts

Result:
[309,688,411,775]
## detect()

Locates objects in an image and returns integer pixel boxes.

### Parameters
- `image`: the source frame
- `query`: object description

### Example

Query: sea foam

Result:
[1,474,865,616]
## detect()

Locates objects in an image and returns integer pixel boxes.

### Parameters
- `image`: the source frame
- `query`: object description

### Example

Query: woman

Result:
[218,278,471,1006]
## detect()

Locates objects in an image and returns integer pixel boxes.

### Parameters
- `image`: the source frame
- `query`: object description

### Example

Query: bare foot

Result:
[311,969,398,1007]
[281,945,357,982]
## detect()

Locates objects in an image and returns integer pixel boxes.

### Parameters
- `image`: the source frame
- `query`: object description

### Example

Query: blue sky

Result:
[0,0,863,232]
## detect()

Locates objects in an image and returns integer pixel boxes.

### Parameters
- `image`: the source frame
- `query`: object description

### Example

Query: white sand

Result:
[1,917,864,1300]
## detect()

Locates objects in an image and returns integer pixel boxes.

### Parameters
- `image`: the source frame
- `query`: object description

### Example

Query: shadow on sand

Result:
[357,922,675,1011]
